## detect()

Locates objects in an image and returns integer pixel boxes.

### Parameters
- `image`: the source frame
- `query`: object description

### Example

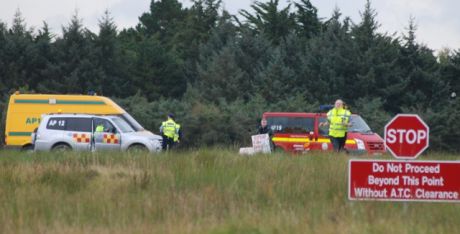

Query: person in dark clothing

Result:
[257,118,274,151]
[257,118,273,136]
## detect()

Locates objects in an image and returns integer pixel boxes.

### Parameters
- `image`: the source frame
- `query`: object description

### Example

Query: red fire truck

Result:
[262,112,385,154]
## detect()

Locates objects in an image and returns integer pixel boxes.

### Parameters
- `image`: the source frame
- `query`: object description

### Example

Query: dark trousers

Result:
[162,136,175,150]
[330,136,346,152]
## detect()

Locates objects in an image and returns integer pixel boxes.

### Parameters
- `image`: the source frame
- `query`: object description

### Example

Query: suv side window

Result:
[66,118,92,132]
[93,118,116,133]
[47,118,67,130]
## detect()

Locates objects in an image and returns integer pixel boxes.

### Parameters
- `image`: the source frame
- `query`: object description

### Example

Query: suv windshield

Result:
[111,117,135,133]
[120,113,144,131]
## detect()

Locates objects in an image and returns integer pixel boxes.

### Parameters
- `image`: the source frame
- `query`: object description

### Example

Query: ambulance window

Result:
[318,117,329,136]
[267,117,314,134]
[93,118,116,133]
[66,118,92,132]
[47,118,67,130]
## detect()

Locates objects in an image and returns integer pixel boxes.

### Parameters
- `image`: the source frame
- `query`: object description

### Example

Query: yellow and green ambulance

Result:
[4,92,145,150]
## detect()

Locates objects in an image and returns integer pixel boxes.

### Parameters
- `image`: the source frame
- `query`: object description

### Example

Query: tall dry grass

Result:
[0,149,458,234]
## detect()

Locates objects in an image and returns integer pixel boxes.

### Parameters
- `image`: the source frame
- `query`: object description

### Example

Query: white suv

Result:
[32,114,162,152]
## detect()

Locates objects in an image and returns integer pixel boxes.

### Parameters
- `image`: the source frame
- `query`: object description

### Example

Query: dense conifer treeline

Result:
[1,0,459,151]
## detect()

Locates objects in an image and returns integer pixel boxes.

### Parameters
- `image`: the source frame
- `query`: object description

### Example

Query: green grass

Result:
[0,149,458,234]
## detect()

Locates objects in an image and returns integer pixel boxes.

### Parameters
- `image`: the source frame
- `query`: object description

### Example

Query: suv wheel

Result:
[52,143,72,152]
[128,144,148,153]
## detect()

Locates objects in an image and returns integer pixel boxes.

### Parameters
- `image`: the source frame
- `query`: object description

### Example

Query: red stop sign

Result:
[384,114,429,159]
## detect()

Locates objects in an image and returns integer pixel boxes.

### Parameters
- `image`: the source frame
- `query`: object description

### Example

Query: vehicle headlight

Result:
[150,138,161,145]
[355,138,366,150]
[149,139,162,151]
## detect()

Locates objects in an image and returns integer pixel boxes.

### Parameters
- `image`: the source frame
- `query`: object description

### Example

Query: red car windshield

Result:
[348,116,372,133]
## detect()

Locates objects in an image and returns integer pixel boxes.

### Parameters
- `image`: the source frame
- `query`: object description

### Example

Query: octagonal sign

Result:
[384,114,429,159]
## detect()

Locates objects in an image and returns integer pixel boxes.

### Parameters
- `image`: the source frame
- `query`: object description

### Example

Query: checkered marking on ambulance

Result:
[73,133,90,143]
[103,134,119,144]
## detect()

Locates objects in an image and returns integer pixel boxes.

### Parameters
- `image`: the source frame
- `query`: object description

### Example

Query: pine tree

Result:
[3,9,36,91]
[351,0,379,51]
[239,0,295,45]
[197,45,247,102]
[398,17,448,111]
[301,9,356,103]
[350,1,405,110]
[129,36,185,100]
[253,47,297,102]
[0,21,8,95]
[52,12,102,94]
[176,0,223,83]
[32,22,57,92]
[439,49,460,97]
[138,0,186,41]
[94,10,131,97]
[293,0,321,39]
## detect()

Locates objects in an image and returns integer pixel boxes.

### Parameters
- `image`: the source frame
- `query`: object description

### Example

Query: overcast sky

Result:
[1,0,459,52]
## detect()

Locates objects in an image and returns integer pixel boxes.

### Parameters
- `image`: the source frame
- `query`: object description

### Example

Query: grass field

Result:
[0,149,459,234]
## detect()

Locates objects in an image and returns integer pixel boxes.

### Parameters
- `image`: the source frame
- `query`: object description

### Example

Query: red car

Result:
[262,112,385,154]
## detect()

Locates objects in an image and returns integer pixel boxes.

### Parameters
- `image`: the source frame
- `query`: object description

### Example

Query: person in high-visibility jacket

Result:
[320,99,351,152]
[159,114,180,150]
[95,124,104,132]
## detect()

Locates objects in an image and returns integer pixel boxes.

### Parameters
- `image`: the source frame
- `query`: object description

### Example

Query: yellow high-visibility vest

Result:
[327,108,351,138]
[161,119,178,139]
[95,125,104,132]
